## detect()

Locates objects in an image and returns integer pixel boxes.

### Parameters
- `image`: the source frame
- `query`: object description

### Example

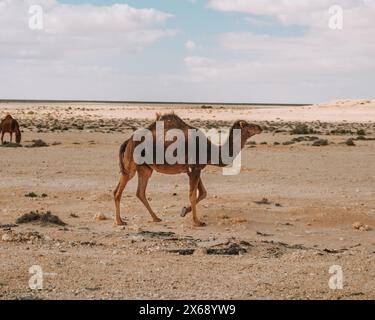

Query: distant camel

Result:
[114,113,262,227]
[1,114,21,144]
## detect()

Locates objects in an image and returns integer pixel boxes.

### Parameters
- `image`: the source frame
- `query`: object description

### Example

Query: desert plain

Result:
[0,99,374,299]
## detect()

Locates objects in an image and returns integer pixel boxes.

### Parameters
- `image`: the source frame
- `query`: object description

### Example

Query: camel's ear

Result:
[239,121,246,128]
[156,112,161,120]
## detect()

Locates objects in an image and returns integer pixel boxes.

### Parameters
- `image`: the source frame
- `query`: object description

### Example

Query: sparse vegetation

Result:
[291,124,316,135]
[345,138,356,146]
[25,192,48,198]
[282,141,295,146]
[330,128,353,135]
[1,142,22,148]
[25,192,38,198]
[292,137,305,142]
[27,139,49,148]
[354,135,375,141]
[357,129,366,136]
[355,135,367,140]
[16,210,66,226]
[292,136,320,143]
[312,139,328,146]
[254,198,272,205]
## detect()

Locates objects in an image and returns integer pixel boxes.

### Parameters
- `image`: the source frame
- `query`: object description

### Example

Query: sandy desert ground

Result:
[0,100,374,300]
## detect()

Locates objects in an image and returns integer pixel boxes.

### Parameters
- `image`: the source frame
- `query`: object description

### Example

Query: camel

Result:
[114,113,262,227]
[1,114,21,145]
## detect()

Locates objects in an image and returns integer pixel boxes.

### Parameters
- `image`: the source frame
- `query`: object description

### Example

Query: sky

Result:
[0,0,374,103]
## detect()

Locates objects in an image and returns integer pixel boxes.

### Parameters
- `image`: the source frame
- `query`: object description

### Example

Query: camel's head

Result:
[233,120,262,141]
[16,131,22,144]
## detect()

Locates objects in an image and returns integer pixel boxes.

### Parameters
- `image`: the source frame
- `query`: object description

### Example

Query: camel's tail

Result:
[0,118,5,134]
[119,139,129,175]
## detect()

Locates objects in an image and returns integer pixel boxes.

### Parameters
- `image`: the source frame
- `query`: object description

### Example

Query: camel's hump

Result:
[154,113,190,127]
[156,112,180,121]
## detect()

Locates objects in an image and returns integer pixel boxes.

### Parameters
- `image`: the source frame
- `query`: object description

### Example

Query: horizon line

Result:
[0,99,312,107]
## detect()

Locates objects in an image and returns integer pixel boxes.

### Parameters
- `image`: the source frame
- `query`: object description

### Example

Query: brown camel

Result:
[1,114,21,145]
[114,113,262,227]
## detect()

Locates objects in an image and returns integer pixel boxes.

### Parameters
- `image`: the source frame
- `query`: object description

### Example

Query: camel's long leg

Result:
[10,132,13,143]
[113,173,134,226]
[181,178,207,217]
[136,165,161,222]
[1,132,4,144]
[188,169,205,226]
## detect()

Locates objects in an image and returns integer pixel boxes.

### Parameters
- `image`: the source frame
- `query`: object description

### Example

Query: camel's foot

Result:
[193,220,206,227]
[180,207,190,217]
[152,216,162,223]
[114,218,126,226]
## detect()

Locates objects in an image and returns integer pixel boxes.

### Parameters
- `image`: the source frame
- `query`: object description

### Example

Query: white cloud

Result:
[0,0,177,100]
[1,0,374,103]
[181,0,375,102]
[208,0,367,27]
[185,40,197,50]
[0,0,174,60]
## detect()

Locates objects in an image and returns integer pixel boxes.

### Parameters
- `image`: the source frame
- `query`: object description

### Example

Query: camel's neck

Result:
[209,127,245,167]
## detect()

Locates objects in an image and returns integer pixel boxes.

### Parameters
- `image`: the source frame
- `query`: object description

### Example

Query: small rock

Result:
[1,233,13,242]
[352,221,363,230]
[193,248,207,256]
[352,222,371,231]
[359,225,372,232]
